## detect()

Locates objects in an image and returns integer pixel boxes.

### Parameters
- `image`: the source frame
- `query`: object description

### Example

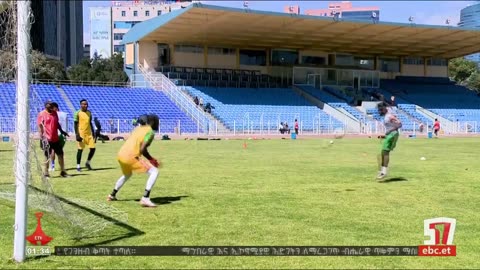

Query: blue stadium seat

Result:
[297,85,367,122]
[183,86,343,132]
[380,79,480,132]
[0,83,74,132]
[61,85,199,133]
[0,83,200,134]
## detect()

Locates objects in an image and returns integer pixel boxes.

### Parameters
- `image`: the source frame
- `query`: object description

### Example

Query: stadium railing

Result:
[0,117,207,136]
[1,116,477,136]
[31,79,129,87]
[155,65,291,88]
[137,65,213,134]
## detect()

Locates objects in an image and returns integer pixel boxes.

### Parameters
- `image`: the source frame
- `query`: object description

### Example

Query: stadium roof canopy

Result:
[122,3,480,59]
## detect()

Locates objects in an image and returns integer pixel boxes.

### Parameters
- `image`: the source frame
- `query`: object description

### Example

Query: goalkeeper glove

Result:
[61,131,69,137]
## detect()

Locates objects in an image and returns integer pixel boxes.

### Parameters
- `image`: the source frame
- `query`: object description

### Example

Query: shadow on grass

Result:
[132,196,188,205]
[28,185,145,246]
[65,167,115,172]
[24,255,50,262]
[90,167,115,172]
[379,177,408,183]
[0,149,13,152]
[50,173,89,178]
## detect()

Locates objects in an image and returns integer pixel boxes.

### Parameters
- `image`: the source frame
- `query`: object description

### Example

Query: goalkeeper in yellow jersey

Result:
[74,99,96,171]
[107,114,161,207]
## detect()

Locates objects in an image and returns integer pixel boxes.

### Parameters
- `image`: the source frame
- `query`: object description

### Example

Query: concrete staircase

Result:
[416,106,456,134]
[180,88,230,134]
[204,108,230,135]
[56,86,76,114]
[293,85,361,133]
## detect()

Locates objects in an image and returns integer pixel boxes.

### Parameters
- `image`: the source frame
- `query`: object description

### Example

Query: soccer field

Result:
[0,137,479,269]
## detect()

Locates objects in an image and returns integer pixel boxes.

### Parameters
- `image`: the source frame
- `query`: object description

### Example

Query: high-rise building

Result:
[285,1,379,21]
[31,0,83,67]
[89,0,194,58]
[458,2,480,64]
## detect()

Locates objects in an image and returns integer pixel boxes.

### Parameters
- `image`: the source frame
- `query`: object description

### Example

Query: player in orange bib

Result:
[107,114,161,207]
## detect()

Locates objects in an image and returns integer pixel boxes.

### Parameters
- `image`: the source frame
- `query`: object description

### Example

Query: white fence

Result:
[0,117,208,136]
[1,117,478,136]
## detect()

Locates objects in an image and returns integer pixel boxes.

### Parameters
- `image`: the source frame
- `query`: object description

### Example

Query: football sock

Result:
[76,150,83,165]
[381,166,388,174]
[87,148,96,162]
[113,174,131,194]
[144,167,159,198]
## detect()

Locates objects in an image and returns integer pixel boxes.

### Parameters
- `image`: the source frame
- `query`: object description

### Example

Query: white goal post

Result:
[13,0,31,263]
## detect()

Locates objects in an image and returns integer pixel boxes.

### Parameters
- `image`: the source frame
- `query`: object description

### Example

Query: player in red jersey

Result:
[37,101,69,178]
[433,119,440,138]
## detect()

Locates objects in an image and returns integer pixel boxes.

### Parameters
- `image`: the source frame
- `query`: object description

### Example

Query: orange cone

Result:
[243,141,247,149]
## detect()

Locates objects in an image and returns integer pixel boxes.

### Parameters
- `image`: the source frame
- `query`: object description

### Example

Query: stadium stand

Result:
[60,85,199,134]
[380,78,480,132]
[297,85,366,122]
[0,83,73,133]
[156,66,290,88]
[0,83,16,121]
[183,86,343,132]
[323,86,355,104]
[362,87,423,132]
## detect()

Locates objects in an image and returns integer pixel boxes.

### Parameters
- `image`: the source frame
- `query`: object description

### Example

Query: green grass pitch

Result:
[0,137,479,269]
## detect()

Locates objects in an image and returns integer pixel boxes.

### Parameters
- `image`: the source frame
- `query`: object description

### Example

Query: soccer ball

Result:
[329,140,334,144]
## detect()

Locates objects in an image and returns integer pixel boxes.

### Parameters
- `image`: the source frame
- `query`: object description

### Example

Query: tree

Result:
[448,57,478,83]
[0,50,67,81]
[466,71,480,93]
[31,50,67,81]
[67,53,128,83]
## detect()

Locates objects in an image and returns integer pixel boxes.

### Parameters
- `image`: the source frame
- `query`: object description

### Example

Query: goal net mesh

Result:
[0,0,128,242]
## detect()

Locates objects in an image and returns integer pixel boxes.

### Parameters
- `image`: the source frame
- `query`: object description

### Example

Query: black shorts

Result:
[40,140,64,157]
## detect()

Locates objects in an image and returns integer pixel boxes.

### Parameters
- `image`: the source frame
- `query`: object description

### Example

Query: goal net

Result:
[0,1,128,260]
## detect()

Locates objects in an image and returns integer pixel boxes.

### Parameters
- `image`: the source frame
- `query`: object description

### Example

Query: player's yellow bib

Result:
[118,125,154,161]
[74,110,92,136]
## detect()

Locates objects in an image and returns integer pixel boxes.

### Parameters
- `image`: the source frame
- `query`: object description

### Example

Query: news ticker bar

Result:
[48,246,455,256]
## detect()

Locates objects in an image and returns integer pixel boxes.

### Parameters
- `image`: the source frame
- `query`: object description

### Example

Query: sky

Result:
[82,0,476,45]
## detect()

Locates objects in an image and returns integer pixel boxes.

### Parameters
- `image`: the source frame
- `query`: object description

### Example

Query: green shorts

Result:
[59,134,66,148]
[382,131,399,152]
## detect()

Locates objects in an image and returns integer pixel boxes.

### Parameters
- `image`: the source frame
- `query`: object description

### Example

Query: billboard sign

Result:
[90,7,112,59]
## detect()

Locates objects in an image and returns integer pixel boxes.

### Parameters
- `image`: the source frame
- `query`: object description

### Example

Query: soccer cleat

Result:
[376,172,387,180]
[140,197,157,207]
[60,171,71,178]
[43,174,50,179]
[85,162,92,170]
[49,166,55,172]
[107,194,117,201]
